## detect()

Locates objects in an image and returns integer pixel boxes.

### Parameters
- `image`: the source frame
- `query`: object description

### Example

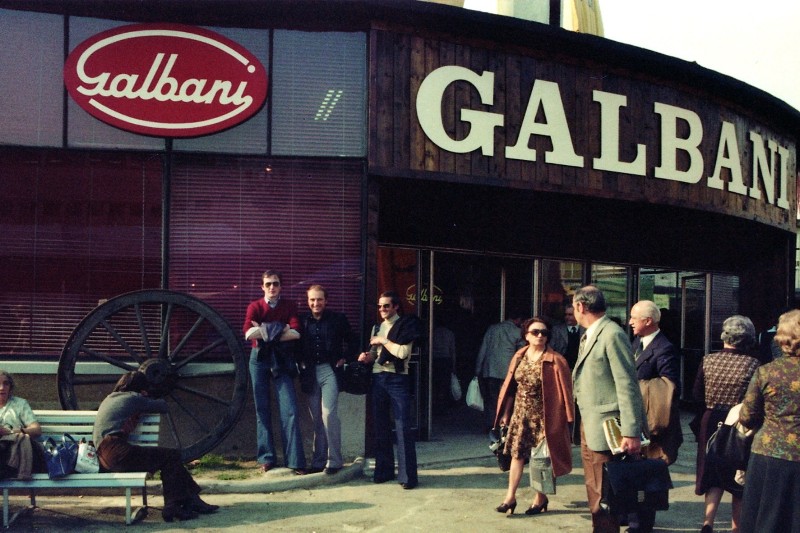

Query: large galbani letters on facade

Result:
[415,65,792,212]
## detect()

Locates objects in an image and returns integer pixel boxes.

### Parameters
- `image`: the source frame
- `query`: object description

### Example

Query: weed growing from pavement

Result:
[186,454,262,480]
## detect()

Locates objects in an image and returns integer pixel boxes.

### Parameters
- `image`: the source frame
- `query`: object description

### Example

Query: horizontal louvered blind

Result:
[169,156,364,336]
[0,149,163,357]
[271,31,367,157]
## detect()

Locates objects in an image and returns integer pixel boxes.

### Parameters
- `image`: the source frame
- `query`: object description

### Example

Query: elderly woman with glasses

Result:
[692,315,761,533]
[493,316,574,517]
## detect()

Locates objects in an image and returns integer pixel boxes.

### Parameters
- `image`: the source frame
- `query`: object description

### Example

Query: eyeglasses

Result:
[264,281,281,287]
[378,303,393,309]
[527,328,549,337]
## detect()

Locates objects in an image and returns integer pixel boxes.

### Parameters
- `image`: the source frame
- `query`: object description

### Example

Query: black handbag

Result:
[600,456,672,516]
[339,362,372,395]
[489,426,512,472]
[706,420,753,472]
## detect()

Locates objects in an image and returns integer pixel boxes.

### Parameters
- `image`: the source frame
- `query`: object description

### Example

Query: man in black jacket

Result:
[358,290,422,489]
[299,284,357,475]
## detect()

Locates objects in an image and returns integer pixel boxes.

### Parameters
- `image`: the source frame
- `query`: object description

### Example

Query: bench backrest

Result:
[34,410,160,447]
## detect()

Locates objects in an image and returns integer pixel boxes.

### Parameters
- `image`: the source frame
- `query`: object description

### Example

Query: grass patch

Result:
[186,454,261,480]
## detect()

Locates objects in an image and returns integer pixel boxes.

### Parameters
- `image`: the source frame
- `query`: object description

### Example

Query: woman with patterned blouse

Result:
[692,315,760,533]
[739,309,800,533]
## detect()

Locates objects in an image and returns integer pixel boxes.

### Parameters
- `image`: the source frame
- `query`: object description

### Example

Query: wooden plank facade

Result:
[368,26,796,233]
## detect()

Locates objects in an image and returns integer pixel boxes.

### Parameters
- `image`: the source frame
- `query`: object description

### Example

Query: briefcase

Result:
[600,456,672,516]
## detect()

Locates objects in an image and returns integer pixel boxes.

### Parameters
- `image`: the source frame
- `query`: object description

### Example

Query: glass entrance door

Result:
[681,274,708,403]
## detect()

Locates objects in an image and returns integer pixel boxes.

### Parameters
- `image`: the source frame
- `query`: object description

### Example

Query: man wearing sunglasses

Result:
[358,291,422,489]
[244,270,307,475]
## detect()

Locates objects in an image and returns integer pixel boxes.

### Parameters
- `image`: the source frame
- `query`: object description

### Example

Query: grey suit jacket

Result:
[572,316,644,452]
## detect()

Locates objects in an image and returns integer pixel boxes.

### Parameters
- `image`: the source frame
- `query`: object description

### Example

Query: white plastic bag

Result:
[74,438,100,473]
[466,377,483,412]
[450,373,462,401]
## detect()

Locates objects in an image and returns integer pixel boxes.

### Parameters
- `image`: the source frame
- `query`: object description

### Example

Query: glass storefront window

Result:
[591,264,630,327]
[271,31,367,157]
[0,9,63,147]
[0,149,163,357]
[541,259,584,322]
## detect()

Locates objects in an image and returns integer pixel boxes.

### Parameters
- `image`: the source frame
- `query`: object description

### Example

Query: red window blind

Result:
[169,156,364,337]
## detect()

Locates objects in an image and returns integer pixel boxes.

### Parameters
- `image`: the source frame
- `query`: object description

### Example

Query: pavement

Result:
[5,410,738,532]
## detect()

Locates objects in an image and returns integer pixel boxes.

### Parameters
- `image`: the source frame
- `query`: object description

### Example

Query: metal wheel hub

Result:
[138,358,177,398]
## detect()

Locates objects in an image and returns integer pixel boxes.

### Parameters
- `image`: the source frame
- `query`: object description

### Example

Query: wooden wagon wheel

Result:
[58,289,248,462]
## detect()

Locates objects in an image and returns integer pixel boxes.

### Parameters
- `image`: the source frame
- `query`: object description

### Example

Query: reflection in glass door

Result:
[681,275,707,403]
[591,264,631,327]
[424,252,532,440]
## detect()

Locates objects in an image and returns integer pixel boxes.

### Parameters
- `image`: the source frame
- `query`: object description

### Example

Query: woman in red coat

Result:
[494,316,574,516]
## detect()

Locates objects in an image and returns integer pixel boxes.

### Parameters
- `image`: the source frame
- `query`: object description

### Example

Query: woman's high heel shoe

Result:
[525,495,549,515]
[495,500,517,515]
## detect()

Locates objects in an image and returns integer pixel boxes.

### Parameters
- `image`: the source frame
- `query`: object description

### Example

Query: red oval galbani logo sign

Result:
[64,24,268,137]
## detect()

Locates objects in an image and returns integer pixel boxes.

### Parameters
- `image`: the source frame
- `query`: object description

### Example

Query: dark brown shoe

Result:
[293,468,307,475]
[259,463,274,473]
[162,504,197,522]
[324,467,342,475]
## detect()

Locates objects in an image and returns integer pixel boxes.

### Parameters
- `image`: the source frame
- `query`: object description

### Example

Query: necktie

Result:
[634,342,643,360]
[578,333,587,357]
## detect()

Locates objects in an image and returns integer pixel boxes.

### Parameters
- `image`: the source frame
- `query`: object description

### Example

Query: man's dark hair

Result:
[262,270,282,283]
[380,290,401,308]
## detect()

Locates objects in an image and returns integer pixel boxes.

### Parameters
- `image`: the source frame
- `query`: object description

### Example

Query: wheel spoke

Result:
[163,409,183,450]
[78,347,139,372]
[172,382,231,406]
[167,391,212,433]
[168,316,206,361]
[173,338,227,370]
[158,302,174,358]
[134,303,154,359]
[98,319,146,364]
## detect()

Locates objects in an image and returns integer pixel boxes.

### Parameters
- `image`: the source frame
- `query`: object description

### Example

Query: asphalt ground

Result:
[3,411,737,532]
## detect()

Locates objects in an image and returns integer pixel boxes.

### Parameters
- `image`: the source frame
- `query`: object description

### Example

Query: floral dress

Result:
[503,355,545,459]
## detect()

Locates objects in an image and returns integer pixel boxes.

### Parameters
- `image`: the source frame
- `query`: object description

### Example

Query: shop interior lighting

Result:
[315,89,343,121]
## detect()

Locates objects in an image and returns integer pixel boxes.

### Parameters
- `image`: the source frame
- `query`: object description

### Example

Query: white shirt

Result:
[639,329,661,351]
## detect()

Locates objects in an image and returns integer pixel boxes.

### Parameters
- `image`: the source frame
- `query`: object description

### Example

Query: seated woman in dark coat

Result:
[93,371,218,522]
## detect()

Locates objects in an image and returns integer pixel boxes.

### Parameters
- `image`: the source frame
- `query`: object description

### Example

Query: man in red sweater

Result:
[243,270,306,475]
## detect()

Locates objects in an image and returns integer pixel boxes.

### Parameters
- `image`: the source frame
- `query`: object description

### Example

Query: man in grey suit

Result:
[572,286,644,533]
[550,303,584,369]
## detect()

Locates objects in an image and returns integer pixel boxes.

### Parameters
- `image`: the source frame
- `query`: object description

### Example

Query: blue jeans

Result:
[372,371,417,485]
[308,363,342,469]
[249,348,306,469]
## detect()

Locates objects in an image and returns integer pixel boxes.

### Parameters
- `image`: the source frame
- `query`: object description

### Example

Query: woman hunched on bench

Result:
[93,371,218,522]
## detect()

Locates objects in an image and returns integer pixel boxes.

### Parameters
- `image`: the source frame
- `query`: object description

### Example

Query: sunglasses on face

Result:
[378,303,393,309]
[527,328,549,337]
[264,281,281,287]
